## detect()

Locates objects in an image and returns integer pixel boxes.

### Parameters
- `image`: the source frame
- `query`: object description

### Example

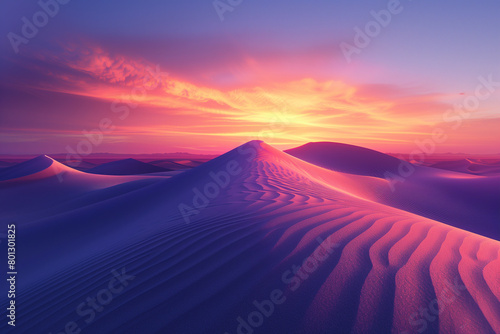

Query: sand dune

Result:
[86,158,169,175]
[147,159,210,170]
[286,142,500,240]
[0,155,171,224]
[0,141,498,334]
[429,159,500,176]
[285,142,402,178]
[0,155,54,181]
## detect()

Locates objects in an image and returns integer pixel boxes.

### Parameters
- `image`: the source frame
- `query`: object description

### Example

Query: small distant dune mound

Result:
[5,140,499,334]
[86,158,169,175]
[430,158,500,176]
[285,142,402,178]
[0,155,55,181]
[148,159,195,170]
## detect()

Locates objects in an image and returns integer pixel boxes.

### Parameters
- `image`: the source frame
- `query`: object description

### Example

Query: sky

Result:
[0,0,499,155]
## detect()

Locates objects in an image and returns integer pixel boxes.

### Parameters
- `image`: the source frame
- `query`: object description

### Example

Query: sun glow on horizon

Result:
[2,39,499,155]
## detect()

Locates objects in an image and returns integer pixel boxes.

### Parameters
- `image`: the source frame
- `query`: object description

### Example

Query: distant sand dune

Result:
[429,159,500,176]
[86,158,169,175]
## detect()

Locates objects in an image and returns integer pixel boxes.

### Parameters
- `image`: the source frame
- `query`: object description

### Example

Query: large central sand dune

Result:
[286,142,500,240]
[0,141,498,334]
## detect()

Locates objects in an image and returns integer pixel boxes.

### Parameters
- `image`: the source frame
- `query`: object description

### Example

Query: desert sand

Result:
[0,141,498,334]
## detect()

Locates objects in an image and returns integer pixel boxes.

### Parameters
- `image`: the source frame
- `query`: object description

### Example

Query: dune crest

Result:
[86,158,169,175]
[0,155,67,181]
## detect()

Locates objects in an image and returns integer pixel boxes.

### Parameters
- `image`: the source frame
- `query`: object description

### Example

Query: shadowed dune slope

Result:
[285,142,500,240]
[429,159,500,176]
[0,156,171,223]
[0,155,53,181]
[86,158,170,175]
